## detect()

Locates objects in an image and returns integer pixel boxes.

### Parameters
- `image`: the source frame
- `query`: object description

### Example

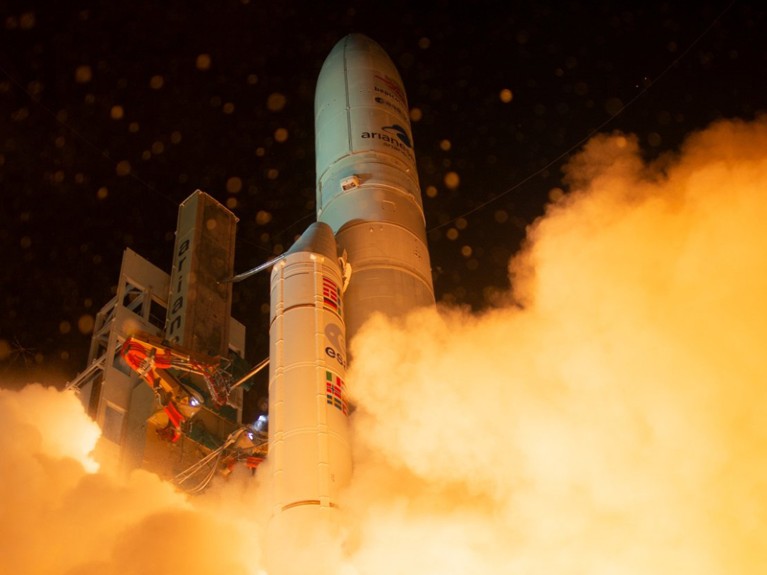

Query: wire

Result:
[428,0,738,232]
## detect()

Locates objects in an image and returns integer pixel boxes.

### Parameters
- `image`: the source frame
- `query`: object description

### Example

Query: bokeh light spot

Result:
[19,12,35,29]
[573,82,589,96]
[444,171,460,190]
[274,127,289,143]
[196,53,212,71]
[116,160,131,176]
[74,65,92,84]
[605,97,624,116]
[226,177,243,194]
[267,92,286,112]
[77,314,94,334]
[256,210,273,225]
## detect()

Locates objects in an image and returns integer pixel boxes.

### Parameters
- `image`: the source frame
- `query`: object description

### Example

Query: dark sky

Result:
[1,0,764,386]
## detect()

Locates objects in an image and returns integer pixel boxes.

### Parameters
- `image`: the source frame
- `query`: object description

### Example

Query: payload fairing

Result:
[266,34,434,573]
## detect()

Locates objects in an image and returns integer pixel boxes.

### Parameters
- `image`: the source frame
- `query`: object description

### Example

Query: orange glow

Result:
[346,117,767,573]
[2,117,766,573]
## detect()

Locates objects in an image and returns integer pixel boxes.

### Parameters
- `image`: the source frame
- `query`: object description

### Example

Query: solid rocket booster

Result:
[315,34,435,341]
[267,221,350,573]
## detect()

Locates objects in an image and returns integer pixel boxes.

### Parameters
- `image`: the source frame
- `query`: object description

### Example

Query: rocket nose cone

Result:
[316,33,405,115]
[286,221,337,259]
[320,33,396,75]
[327,33,380,58]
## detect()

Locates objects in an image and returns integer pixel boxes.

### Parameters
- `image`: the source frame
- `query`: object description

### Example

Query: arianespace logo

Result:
[361,124,413,155]
[383,124,412,148]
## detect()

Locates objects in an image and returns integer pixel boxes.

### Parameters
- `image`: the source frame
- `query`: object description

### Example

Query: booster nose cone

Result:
[286,221,337,260]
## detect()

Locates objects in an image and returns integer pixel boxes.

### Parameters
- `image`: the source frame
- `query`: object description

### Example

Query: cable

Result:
[428,0,738,232]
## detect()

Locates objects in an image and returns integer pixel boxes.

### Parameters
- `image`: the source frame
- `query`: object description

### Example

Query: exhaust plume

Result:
[344,117,767,574]
[2,116,766,574]
[0,385,267,575]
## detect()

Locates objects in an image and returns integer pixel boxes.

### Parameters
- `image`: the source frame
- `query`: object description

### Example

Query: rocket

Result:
[266,34,434,573]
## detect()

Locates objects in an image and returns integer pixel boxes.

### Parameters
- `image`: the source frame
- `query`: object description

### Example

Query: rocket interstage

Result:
[315,34,436,342]
[267,222,351,573]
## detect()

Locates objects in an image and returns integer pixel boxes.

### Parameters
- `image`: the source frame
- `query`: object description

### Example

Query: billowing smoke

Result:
[0,384,266,575]
[2,116,766,574]
[344,117,767,573]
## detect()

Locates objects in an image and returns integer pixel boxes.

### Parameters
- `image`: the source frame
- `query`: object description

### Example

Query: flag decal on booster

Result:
[325,370,347,415]
[323,276,341,315]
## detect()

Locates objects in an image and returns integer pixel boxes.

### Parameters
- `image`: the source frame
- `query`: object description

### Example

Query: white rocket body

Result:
[266,222,350,574]
[266,35,434,573]
[315,33,436,341]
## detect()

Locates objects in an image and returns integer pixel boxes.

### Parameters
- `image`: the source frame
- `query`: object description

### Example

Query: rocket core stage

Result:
[315,33,436,342]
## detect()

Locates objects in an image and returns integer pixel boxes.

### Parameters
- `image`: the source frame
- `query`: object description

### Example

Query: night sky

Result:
[1,1,764,386]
